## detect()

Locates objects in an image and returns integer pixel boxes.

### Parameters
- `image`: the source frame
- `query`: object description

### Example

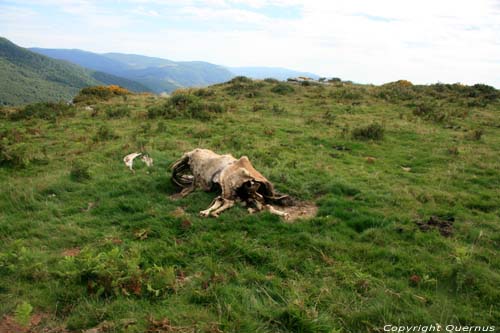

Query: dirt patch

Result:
[170,207,187,217]
[146,317,193,333]
[0,313,54,333]
[61,248,80,257]
[83,319,136,333]
[281,202,318,222]
[0,315,28,333]
[415,215,454,237]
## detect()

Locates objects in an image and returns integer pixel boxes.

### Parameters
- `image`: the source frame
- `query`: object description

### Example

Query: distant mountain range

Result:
[30,48,236,93]
[0,36,321,105]
[30,48,321,94]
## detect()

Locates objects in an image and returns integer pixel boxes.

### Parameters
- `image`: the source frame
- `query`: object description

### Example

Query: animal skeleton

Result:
[172,148,292,218]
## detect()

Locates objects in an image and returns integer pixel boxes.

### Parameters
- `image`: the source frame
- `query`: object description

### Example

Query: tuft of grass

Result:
[70,162,91,182]
[9,102,75,121]
[271,83,295,95]
[351,122,385,140]
[93,125,118,142]
[148,93,225,120]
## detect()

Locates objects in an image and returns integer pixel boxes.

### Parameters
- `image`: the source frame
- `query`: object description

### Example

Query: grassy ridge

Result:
[0,80,499,332]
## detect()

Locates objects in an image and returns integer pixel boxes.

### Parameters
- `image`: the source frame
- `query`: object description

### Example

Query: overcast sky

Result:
[1,0,499,87]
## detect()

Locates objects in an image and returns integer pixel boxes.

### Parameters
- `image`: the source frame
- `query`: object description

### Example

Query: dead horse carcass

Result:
[171,148,293,218]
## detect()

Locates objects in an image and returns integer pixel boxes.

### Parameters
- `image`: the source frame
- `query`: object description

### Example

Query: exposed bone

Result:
[141,155,154,167]
[210,199,235,217]
[123,152,142,172]
[123,152,154,172]
[200,197,224,217]
[265,205,290,220]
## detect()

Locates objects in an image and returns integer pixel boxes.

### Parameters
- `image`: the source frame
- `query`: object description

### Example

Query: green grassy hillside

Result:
[0,79,498,332]
[0,37,150,105]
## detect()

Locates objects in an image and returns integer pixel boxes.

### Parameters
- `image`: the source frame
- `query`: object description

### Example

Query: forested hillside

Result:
[0,37,150,105]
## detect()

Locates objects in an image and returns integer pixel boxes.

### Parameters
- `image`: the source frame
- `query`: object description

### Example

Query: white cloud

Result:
[1,0,499,86]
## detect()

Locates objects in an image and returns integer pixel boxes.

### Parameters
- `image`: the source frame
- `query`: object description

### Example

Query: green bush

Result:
[193,88,215,97]
[467,128,484,141]
[73,85,131,105]
[147,93,225,120]
[170,93,199,109]
[228,76,253,84]
[352,123,385,140]
[0,129,38,168]
[9,102,75,121]
[93,125,118,142]
[411,101,453,123]
[70,162,91,182]
[56,247,177,298]
[264,78,279,84]
[271,83,295,95]
[105,105,131,119]
[0,141,32,168]
[225,79,264,97]
[271,104,287,115]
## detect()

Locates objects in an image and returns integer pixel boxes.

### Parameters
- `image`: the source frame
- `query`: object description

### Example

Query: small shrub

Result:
[147,93,225,120]
[271,83,295,95]
[264,78,279,84]
[322,110,337,124]
[147,104,177,119]
[56,247,178,298]
[105,106,131,119]
[170,93,198,109]
[14,302,33,326]
[411,101,452,123]
[193,88,215,97]
[467,128,484,141]
[9,102,75,121]
[73,85,131,104]
[228,76,253,84]
[0,106,8,119]
[70,162,91,182]
[252,103,268,112]
[93,125,118,142]
[225,79,263,97]
[447,147,459,155]
[0,141,33,168]
[271,104,287,115]
[387,80,413,87]
[205,102,224,113]
[352,123,385,141]
[467,84,498,104]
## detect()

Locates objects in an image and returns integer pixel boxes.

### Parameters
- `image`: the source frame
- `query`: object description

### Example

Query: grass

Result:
[0,80,499,332]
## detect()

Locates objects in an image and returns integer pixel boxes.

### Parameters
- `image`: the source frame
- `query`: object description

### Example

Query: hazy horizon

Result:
[1,0,499,87]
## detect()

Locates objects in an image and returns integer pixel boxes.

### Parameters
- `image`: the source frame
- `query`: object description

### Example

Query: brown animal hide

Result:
[171,148,291,218]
